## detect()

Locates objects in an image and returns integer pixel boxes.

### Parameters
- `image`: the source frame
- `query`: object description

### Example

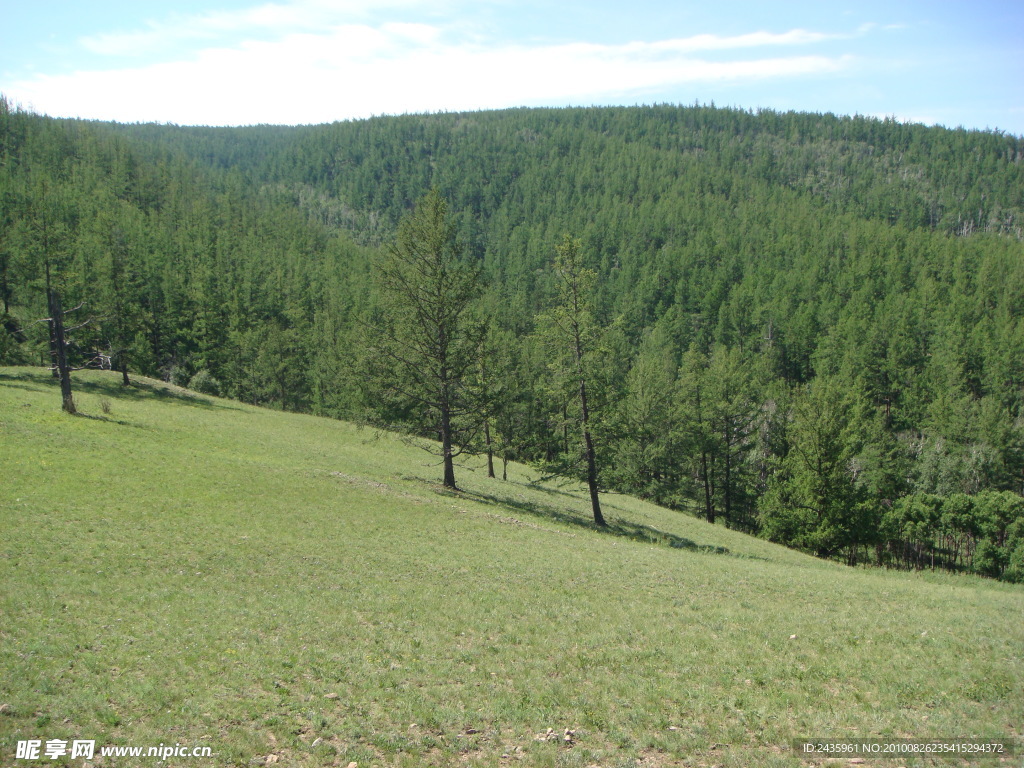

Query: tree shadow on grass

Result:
[465,488,731,555]
[72,411,138,427]
[0,370,239,411]
[101,379,237,410]
[0,377,46,395]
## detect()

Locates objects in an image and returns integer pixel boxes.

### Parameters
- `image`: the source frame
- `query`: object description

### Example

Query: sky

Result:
[2,0,1022,134]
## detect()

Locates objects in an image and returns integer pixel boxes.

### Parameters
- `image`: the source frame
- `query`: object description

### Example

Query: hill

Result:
[3,100,1024,572]
[1,367,1021,766]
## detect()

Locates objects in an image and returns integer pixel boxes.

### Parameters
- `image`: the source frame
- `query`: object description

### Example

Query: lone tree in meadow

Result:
[45,268,77,415]
[28,178,80,415]
[366,190,485,490]
[544,234,607,527]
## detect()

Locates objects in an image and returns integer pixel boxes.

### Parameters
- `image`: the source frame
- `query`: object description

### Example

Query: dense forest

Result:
[2,96,1023,580]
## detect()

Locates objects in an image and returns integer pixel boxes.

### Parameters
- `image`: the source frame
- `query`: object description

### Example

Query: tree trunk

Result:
[440,396,457,489]
[48,288,76,415]
[700,450,714,524]
[723,445,732,526]
[117,354,131,391]
[579,376,605,527]
[484,419,495,478]
[562,402,569,454]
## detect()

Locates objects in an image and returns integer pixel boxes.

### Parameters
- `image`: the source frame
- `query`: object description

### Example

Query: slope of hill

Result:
[4,102,1024,566]
[1,368,1021,766]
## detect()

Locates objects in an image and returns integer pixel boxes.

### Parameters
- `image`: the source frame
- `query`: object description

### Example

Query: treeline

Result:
[0,97,374,414]
[2,97,1023,580]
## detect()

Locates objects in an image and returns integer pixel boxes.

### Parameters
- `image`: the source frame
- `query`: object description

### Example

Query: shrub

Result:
[972,540,1006,579]
[1004,541,1024,583]
[188,369,221,396]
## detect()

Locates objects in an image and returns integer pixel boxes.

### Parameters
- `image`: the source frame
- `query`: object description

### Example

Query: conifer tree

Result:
[543,234,607,526]
[365,190,484,490]
[759,378,870,558]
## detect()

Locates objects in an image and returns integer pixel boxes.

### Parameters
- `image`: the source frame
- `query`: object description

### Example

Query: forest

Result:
[2,96,1023,580]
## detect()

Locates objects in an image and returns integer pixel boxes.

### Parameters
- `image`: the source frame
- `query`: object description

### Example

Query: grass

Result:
[1,367,1022,767]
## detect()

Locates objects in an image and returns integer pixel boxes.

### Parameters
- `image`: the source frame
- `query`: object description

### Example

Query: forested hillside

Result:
[2,97,1023,578]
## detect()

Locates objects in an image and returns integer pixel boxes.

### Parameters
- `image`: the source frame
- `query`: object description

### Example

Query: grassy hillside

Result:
[5,104,1024,558]
[1,367,1021,767]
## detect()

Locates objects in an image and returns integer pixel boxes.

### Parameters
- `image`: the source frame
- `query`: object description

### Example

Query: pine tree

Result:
[364,190,484,490]
[542,234,607,526]
[759,378,870,558]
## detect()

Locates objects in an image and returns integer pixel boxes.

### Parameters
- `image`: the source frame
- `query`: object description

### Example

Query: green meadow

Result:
[1,367,1021,767]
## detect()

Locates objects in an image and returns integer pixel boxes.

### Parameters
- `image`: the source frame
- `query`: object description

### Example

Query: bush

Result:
[972,539,1006,579]
[0,312,28,365]
[1004,541,1024,583]
[188,369,221,396]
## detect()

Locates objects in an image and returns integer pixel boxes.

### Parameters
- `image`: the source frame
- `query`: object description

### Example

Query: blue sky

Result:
[2,0,1022,133]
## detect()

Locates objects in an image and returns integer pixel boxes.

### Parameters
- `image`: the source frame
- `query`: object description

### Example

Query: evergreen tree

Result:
[759,378,874,559]
[540,234,607,526]
[609,329,678,505]
[363,190,484,490]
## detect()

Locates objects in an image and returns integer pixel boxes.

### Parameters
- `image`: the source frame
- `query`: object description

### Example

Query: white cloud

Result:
[9,21,854,125]
[646,29,839,53]
[80,0,439,56]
